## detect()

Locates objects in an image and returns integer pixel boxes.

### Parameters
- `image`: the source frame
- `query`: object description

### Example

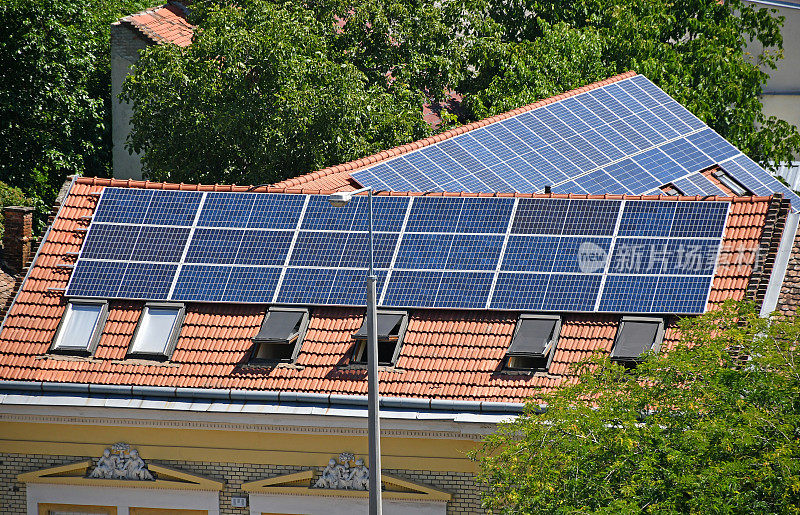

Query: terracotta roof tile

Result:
[118,4,193,47]
[0,177,781,402]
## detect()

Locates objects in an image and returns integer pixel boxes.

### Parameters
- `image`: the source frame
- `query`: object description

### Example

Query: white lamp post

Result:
[328,186,382,515]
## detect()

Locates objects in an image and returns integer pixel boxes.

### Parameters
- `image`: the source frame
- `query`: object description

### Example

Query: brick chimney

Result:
[2,206,34,274]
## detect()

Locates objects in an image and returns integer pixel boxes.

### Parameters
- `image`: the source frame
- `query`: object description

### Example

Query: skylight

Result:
[352,310,408,366]
[128,304,184,359]
[50,300,107,354]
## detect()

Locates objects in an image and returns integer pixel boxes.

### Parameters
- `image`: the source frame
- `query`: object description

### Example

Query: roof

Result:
[0,178,783,402]
[273,73,638,190]
[117,3,193,47]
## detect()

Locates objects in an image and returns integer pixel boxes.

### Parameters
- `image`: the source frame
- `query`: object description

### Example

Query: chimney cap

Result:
[4,206,35,213]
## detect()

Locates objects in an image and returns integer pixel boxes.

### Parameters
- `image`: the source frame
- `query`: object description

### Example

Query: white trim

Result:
[247,493,446,515]
[27,483,219,515]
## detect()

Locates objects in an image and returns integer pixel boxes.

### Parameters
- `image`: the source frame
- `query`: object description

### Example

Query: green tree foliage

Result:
[124,0,484,184]
[126,0,798,184]
[463,0,800,167]
[473,301,800,513]
[0,0,153,206]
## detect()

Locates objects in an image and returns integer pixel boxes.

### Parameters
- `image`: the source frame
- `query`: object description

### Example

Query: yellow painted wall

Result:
[0,421,479,473]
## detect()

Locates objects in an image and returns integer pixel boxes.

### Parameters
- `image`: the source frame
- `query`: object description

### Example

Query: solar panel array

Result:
[66,189,730,314]
[350,75,800,209]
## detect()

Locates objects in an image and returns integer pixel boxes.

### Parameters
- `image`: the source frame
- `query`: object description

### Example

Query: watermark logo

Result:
[578,241,608,273]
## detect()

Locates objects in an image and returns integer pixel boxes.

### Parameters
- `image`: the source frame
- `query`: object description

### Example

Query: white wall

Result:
[111,23,148,180]
[27,483,219,515]
[248,494,447,515]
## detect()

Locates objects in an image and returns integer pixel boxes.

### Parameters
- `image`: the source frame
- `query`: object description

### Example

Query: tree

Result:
[123,0,475,185]
[462,0,800,167]
[0,0,152,207]
[473,300,800,513]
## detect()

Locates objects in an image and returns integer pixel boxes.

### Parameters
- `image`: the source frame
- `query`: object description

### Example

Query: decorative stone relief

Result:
[313,452,369,490]
[88,442,154,480]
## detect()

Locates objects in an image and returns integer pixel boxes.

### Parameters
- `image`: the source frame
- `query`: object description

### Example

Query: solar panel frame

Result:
[68,190,731,315]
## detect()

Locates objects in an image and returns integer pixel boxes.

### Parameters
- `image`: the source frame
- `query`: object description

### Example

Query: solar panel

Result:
[67,189,730,314]
[348,74,798,212]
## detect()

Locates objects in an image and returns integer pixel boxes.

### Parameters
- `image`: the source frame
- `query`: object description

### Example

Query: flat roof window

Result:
[251,307,309,363]
[504,314,561,371]
[712,170,750,196]
[128,303,184,359]
[352,310,408,366]
[611,317,665,364]
[50,300,108,354]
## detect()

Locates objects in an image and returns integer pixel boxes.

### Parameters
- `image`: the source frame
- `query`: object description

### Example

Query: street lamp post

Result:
[328,187,382,515]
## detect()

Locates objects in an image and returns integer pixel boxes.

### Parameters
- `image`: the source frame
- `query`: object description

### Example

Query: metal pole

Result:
[366,189,382,514]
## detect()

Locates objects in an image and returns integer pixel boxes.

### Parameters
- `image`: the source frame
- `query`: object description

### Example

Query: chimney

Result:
[2,206,34,274]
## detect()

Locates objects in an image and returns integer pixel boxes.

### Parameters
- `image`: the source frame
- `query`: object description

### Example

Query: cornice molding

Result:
[0,413,485,441]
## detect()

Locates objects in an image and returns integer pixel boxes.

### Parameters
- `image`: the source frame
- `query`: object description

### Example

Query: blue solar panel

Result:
[446,235,504,270]
[132,226,190,262]
[501,236,560,272]
[541,274,602,311]
[117,263,177,299]
[511,198,569,234]
[67,260,128,298]
[382,270,442,307]
[489,273,549,310]
[172,265,231,302]
[563,200,621,235]
[394,233,452,269]
[346,74,796,213]
[574,169,631,195]
[80,224,140,261]
[328,269,389,305]
[618,201,676,237]
[670,202,729,238]
[93,189,153,225]
[198,193,255,228]
[435,272,493,308]
[598,275,659,312]
[552,237,612,273]
[236,231,294,266]
[185,229,244,264]
[222,267,282,303]
[143,190,202,226]
[70,191,730,314]
[277,268,337,304]
[651,276,711,313]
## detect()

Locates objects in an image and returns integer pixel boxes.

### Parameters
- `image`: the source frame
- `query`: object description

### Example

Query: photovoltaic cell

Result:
[223,267,282,303]
[345,74,795,214]
[143,190,202,226]
[68,189,729,314]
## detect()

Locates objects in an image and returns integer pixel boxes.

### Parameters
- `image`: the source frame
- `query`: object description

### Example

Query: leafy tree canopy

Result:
[126,0,799,184]
[473,300,800,513]
[123,0,486,184]
[463,0,800,167]
[0,0,153,207]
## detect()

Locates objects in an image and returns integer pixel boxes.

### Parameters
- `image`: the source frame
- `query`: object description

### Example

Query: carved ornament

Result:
[88,442,154,481]
[313,452,370,491]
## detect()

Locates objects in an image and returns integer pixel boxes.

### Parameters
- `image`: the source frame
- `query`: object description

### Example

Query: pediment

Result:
[17,460,224,491]
[242,470,451,502]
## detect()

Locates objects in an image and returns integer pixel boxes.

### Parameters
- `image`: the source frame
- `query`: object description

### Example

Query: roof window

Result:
[250,307,309,363]
[50,300,108,355]
[711,170,751,196]
[351,310,408,366]
[128,303,184,360]
[610,317,665,364]
[504,314,561,371]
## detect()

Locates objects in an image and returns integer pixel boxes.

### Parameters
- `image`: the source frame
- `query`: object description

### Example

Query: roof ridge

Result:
[273,71,638,189]
[74,177,773,204]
